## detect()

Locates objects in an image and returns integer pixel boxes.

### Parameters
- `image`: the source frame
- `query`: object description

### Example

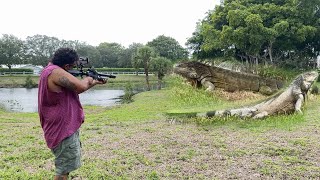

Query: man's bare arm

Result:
[58,76,77,91]
[49,68,100,94]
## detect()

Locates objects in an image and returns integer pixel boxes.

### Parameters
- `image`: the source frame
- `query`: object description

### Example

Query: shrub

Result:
[257,65,299,81]
[0,68,33,73]
[24,75,37,88]
[311,85,319,95]
[122,82,135,103]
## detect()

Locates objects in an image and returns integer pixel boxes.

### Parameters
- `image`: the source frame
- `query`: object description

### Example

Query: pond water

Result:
[0,88,124,113]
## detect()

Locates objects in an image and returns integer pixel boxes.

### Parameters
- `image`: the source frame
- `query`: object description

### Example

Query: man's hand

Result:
[93,79,107,85]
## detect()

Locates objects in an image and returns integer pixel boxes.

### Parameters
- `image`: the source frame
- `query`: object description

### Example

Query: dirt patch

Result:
[79,113,320,179]
[213,89,266,101]
[2,96,320,179]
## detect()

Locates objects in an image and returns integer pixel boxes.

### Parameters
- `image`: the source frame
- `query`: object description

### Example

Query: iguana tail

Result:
[167,107,258,119]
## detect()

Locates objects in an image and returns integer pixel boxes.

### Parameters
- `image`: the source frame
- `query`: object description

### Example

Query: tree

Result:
[131,54,141,76]
[134,46,156,91]
[150,56,172,90]
[97,42,125,68]
[24,34,62,66]
[76,45,102,67]
[187,0,320,69]
[186,10,222,59]
[120,43,144,68]
[130,43,145,75]
[0,34,24,71]
[60,39,87,50]
[147,35,188,61]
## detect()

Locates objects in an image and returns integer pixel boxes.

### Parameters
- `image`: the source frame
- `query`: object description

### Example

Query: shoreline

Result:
[0,84,28,88]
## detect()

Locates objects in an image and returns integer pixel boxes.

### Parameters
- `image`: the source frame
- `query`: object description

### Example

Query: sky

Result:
[0,0,220,48]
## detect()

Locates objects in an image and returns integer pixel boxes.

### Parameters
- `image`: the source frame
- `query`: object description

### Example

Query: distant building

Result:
[19,64,43,74]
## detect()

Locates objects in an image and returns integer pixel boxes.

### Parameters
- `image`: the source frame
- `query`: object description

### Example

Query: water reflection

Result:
[0,88,124,113]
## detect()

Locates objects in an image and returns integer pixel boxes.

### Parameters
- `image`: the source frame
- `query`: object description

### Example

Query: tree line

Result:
[0,34,188,69]
[1,0,319,79]
[0,34,189,90]
[186,0,320,70]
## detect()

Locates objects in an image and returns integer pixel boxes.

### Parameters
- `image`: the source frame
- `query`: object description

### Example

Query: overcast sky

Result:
[0,0,220,48]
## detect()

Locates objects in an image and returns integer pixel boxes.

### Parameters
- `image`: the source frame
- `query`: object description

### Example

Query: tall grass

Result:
[165,75,266,113]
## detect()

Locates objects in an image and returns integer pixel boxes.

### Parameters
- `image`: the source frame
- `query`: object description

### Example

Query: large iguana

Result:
[173,61,284,95]
[180,71,318,119]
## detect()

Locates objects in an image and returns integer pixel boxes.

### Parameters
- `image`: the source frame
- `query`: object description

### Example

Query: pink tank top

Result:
[38,64,84,149]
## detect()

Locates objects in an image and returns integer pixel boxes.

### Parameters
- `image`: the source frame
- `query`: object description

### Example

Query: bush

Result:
[311,85,319,95]
[24,75,37,88]
[121,82,135,103]
[257,65,300,81]
[0,68,33,73]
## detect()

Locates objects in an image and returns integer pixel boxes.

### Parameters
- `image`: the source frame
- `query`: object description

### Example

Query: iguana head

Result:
[173,62,200,79]
[300,71,319,91]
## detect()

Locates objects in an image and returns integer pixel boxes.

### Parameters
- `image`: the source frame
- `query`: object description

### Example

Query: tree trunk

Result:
[144,63,150,91]
[7,64,12,74]
[268,42,273,65]
[157,73,162,90]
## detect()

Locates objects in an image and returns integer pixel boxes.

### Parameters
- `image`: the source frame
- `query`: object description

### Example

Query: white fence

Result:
[0,72,35,75]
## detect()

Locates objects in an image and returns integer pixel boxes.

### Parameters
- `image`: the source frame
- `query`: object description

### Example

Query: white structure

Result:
[20,64,43,74]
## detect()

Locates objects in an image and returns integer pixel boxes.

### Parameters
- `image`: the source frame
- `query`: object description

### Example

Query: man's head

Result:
[51,48,79,70]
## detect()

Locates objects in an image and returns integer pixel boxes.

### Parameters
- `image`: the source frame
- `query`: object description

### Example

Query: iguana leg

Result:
[295,94,304,114]
[253,111,269,119]
[238,108,258,118]
[201,78,215,91]
[218,108,257,117]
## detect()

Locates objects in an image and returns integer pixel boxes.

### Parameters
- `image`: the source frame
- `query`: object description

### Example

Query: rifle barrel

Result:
[68,70,116,79]
[97,73,116,78]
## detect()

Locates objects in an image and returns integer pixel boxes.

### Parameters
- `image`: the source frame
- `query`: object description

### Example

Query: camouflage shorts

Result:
[51,130,82,175]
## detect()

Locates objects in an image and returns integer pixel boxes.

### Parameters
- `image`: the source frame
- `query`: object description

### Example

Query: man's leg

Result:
[52,130,81,179]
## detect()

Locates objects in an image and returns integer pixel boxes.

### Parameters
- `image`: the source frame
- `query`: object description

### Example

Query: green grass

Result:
[1,76,320,179]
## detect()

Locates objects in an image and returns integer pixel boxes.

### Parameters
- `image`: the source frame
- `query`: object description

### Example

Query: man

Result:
[38,47,106,179]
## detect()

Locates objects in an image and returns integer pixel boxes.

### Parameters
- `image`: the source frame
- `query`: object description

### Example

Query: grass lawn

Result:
[1,77,320,179]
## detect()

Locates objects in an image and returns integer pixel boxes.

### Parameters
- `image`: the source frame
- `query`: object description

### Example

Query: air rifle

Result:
[68,57,116,81]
